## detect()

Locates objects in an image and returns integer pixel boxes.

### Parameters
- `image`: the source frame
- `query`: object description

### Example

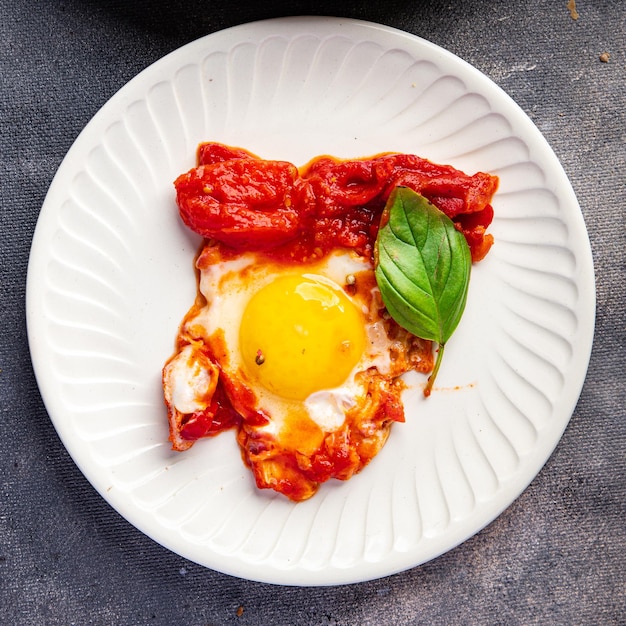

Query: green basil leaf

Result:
[375,187,471,394]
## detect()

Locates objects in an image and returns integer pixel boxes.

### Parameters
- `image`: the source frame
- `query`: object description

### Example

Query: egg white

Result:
[179,247,399,445]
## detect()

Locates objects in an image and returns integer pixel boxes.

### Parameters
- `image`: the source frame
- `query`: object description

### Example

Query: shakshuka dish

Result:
[162,142,498,501]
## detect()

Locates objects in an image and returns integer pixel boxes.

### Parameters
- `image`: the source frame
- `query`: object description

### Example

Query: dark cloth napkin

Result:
[1,0,624,624]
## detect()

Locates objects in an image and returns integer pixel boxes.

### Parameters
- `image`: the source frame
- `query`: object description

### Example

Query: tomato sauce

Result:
[175,142,498,264]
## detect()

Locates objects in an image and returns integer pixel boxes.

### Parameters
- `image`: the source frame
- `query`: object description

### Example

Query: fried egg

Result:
[165,243,432,500]
[192,250,386,419]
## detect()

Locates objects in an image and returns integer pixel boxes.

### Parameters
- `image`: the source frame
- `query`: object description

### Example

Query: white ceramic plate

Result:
[26,17,595,586]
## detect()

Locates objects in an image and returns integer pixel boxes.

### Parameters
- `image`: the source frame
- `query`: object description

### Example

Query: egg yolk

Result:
[239,274,366,400]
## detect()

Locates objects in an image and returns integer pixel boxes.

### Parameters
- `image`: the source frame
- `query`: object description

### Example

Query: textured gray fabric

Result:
[1,0,624,624]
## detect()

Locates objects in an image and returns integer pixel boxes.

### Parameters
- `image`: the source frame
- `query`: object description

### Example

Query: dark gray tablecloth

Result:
[2,1,624,624]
